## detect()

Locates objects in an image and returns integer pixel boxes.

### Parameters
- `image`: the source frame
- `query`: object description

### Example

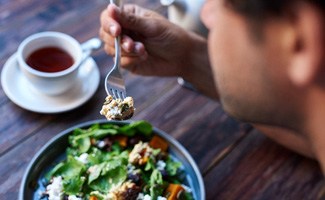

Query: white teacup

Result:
[17,31,101,96]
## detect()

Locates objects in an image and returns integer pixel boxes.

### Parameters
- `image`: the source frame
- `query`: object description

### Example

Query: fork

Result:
[104,0,126,100]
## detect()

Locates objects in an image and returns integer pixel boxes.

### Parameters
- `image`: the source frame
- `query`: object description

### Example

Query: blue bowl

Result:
[19,119,205,200]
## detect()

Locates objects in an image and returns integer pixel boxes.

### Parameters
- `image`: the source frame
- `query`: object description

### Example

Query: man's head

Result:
[201,0,325,132]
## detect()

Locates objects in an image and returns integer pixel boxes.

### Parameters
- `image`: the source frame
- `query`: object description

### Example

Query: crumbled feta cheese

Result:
[76,153,88,164]
[97,140,106,148]
[137,193,153,200]
[46,176,63,200]
[143,194,152,200]
[127,163,136,173]
[136,193,166,200]
[156,160,166,171]
[137,193,144,200]
[68,195,82,200]
[100,95,135,120]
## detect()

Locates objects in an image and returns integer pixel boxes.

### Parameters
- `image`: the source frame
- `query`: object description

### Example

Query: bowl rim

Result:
[19,119,205,200]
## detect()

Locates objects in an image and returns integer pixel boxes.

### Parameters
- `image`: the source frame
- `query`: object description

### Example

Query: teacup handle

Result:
[80,37,102,64]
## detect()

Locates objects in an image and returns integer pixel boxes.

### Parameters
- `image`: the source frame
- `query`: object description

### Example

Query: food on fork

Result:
[100,95,135,120]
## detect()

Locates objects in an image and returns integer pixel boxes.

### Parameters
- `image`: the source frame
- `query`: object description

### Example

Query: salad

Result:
[40,121,194,200]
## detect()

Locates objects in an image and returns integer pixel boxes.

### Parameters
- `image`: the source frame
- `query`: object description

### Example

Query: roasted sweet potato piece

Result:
[89,196,98,200]
[114,135,128,147]
[149,135,168,152]
[164,183,184,200]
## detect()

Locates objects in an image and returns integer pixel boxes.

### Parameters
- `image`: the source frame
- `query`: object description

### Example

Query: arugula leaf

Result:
[89,123,100,131]
[180,192,195,200]
[132,121,153,136]
[66,147,79,157]
[88,163,105,184]
[100,124,120,130]
[72,128,85,136]
[101,158,127,175]
[119,121,152,137]
[72,136,91,154]
[48,155,85,179]
[70,121,152,149]
[149,169,165,199]
[87,148,107,165]
[150,169,163,185]
[165,156,181,176]
[144,158,156,171]
[89,129,119,138]
[45,162,65,181]
[89,165,127,193]
[63,176,85,195]
[149,184,165,200]
[70,129,118,142]
[88,153,128,192]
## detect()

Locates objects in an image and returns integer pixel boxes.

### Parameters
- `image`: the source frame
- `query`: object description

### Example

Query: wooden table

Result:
[1,0,324,199]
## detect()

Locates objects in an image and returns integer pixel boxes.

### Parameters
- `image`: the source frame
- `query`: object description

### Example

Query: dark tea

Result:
[26,47,74,73]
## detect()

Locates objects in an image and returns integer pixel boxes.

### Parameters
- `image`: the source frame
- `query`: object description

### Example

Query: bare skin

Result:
[99,2,325,172]
[99,4,217,98]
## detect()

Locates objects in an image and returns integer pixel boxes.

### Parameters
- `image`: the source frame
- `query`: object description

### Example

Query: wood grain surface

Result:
[0,0,324,199]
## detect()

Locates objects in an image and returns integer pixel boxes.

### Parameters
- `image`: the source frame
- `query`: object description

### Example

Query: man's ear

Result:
[288,3,324,87]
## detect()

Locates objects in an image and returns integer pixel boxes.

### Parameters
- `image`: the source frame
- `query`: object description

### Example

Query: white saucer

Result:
[1,53,100,113]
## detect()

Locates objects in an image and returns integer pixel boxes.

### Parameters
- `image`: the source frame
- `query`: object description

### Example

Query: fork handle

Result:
[109,0,122,7]
[113,36,121,70]
[110,0,122,70]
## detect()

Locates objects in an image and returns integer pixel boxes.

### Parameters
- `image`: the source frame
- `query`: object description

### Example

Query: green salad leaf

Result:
[47,155,85,180]
[149,169,165,199]
[119,120,153,136]
[88,163,105,184]
[43,121,193,199]
[166,156,182,176]
[88,151,128,192]
[72,136,91,153]
[89,164,127,193]
[63,176,85,195]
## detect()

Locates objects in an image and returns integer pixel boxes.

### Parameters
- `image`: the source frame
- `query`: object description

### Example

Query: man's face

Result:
[200,0,300,126]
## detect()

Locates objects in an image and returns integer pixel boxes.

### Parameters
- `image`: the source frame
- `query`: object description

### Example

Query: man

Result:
[99,0,325,173]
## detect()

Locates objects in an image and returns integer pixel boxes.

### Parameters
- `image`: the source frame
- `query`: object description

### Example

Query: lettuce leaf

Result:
[47,155,85,180]
[166,156,182,176]
[63,176,85,195]
[88,152,128,192]
[88,164,127,193]
[119,120,153,137]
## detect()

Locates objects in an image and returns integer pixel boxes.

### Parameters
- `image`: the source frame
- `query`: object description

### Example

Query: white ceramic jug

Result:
[161,0,208,37]
[161,0,207,90]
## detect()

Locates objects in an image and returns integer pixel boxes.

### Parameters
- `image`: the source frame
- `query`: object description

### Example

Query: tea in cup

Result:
[17,31,101,95]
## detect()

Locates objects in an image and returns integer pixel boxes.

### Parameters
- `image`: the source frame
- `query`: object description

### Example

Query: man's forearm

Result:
[181,31,219,99]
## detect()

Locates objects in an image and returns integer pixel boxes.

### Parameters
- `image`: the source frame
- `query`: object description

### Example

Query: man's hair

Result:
[225,0,325,40]
[226,0,325,22]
